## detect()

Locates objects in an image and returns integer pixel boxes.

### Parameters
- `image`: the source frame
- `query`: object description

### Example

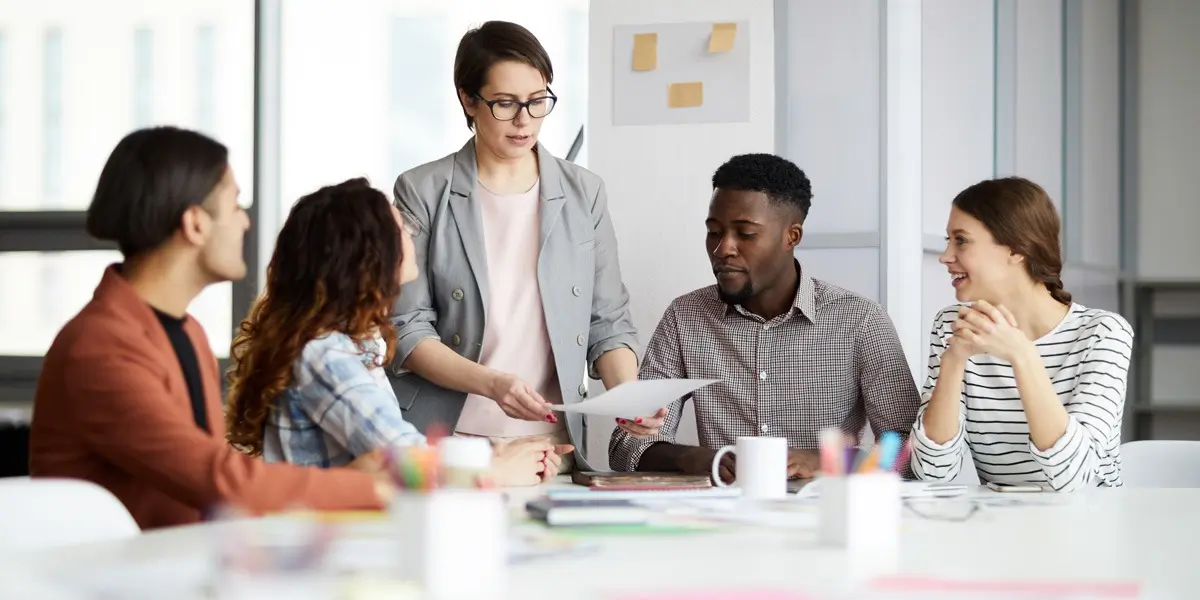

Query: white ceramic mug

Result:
[710,436,788,499]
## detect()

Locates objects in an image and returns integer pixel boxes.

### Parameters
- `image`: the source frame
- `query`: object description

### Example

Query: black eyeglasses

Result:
[473,88,558,121]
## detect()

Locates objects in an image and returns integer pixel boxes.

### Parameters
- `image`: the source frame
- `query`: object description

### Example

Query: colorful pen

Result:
[819,428,844,476]
[876,431,903,472]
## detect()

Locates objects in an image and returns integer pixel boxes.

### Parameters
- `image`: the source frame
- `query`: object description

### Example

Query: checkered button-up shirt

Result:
[609,265,920,471]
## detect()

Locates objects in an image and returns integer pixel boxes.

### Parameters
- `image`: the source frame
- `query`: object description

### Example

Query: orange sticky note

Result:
[632,33,657,71]
[667,81,703,108]
[708,22,737,53]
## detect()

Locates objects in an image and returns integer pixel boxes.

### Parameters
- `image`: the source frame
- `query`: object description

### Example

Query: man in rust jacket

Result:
[30,127,389,530]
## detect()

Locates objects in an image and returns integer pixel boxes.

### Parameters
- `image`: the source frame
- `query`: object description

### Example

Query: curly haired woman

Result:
[225,178,570,486]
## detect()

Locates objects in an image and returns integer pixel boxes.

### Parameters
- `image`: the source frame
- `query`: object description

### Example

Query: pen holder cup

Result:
[819,472,902,556]
[390,490,508,599]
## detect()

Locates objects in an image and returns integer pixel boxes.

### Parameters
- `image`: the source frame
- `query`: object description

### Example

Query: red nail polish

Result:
[546,414,558,423]
[635,418,643,424]
[617,419,625,424]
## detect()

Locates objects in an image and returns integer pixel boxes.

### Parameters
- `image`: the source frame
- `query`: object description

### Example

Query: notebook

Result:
[571,470,713,491]
[526,497,651,527]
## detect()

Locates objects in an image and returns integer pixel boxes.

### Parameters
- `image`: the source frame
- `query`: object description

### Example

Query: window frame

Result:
[0,0,281,406]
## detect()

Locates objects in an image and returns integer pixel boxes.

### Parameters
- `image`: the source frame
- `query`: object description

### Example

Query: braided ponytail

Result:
[1044,275,1072,305]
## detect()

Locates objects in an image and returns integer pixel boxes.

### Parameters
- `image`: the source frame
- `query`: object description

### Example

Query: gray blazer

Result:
[387,139,639,469]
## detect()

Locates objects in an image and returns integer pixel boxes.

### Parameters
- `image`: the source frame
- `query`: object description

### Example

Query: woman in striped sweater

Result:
[910,177,1134,491]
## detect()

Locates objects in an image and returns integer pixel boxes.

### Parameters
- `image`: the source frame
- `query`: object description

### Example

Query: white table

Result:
[4,482,1200,599]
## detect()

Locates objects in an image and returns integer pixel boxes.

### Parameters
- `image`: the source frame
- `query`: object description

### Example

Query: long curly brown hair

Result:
[225,178,405,455]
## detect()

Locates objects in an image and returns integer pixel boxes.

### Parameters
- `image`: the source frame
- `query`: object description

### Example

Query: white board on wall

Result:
[611,21,750,125]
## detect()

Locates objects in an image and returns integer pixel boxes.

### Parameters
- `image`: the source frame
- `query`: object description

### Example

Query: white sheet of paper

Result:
[551,379,717,418]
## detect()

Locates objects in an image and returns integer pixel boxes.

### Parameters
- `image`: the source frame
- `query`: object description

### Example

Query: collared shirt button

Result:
[760,423,768,433]
[451,289,464,301]
[572,285,582,297]
[763,323,771,330]
[451,334,461,347]
[576,334,586,346]
[578,384,588,397]
[758,371,767,380]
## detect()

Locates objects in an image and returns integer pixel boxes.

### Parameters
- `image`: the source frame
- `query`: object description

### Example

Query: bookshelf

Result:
[1128,280,1200,440]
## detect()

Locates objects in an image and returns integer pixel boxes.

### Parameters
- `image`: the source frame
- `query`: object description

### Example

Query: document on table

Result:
[551,379,717,418]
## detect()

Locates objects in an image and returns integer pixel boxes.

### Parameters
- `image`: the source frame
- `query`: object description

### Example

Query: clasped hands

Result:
[949,299,1034,362]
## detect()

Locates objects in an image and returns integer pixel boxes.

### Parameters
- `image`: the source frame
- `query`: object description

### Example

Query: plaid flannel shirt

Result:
[262,332,426,467]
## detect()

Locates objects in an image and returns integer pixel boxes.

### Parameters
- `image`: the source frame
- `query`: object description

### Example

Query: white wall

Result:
[1078,0,1122,272]
[587,0,775,467]
[1010,0,1064,211]
[783,0,883,309]
[1060,0,1122,320]
[920,0,995,351]
[920,0,995,240]
[1134,0,1200,437]
[921,0,1124,332]
[1137,0,1200,280]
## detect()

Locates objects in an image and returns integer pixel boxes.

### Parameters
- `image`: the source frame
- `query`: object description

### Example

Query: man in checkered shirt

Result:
[609,153,919,481]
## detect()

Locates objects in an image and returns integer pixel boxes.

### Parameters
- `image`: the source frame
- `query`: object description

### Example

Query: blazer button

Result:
[578,384,588,397]
[452,289,464,301]
[572,285,582,297]
[451,334,461,347]
[576,334,586,346]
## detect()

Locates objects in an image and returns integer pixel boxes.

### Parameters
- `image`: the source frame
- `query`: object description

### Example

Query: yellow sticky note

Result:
[708,22,737,53]
[632,33,658,71]
[667,81,703,108]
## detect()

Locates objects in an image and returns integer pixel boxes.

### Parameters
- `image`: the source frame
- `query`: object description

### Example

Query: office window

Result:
[0,3,254,358]
[280,1,589,218]
[133,27,154,128]
[563,8,588,165]
[42,29,63,205]
[0,251,121,355]
[196,25,217,135]
[388,16,447,178]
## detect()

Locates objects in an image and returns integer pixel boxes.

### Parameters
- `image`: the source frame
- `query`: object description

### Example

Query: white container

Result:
[819,472,902,555]
[391,489,507,599]
[437,436,493,488]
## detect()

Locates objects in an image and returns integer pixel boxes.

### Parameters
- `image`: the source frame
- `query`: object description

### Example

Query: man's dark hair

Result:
[86,126,229,258]
[453,21,554,130]
[711,153,813,221]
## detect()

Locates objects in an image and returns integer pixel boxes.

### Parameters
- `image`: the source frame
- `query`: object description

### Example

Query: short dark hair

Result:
[453,21,553,130]
[711,153,813,220]
[86,126,229,258]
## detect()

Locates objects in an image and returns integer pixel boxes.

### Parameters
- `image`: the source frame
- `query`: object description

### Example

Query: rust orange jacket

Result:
[30,266,381,529]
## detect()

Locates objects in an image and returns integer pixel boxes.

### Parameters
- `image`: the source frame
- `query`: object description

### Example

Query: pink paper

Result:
[871,576,1141,597]
[616,592,811,600]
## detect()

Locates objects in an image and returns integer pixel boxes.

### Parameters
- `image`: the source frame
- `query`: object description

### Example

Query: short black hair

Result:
[453,21,554,130]
[711,153,813,220]
[86,126,229,258]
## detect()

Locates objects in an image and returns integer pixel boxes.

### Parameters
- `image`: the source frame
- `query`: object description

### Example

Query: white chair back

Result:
[0,477,140,552]
[1120,440,1200,488]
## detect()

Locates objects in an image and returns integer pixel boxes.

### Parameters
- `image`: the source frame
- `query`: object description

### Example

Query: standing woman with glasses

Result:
[387,21,663,474]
